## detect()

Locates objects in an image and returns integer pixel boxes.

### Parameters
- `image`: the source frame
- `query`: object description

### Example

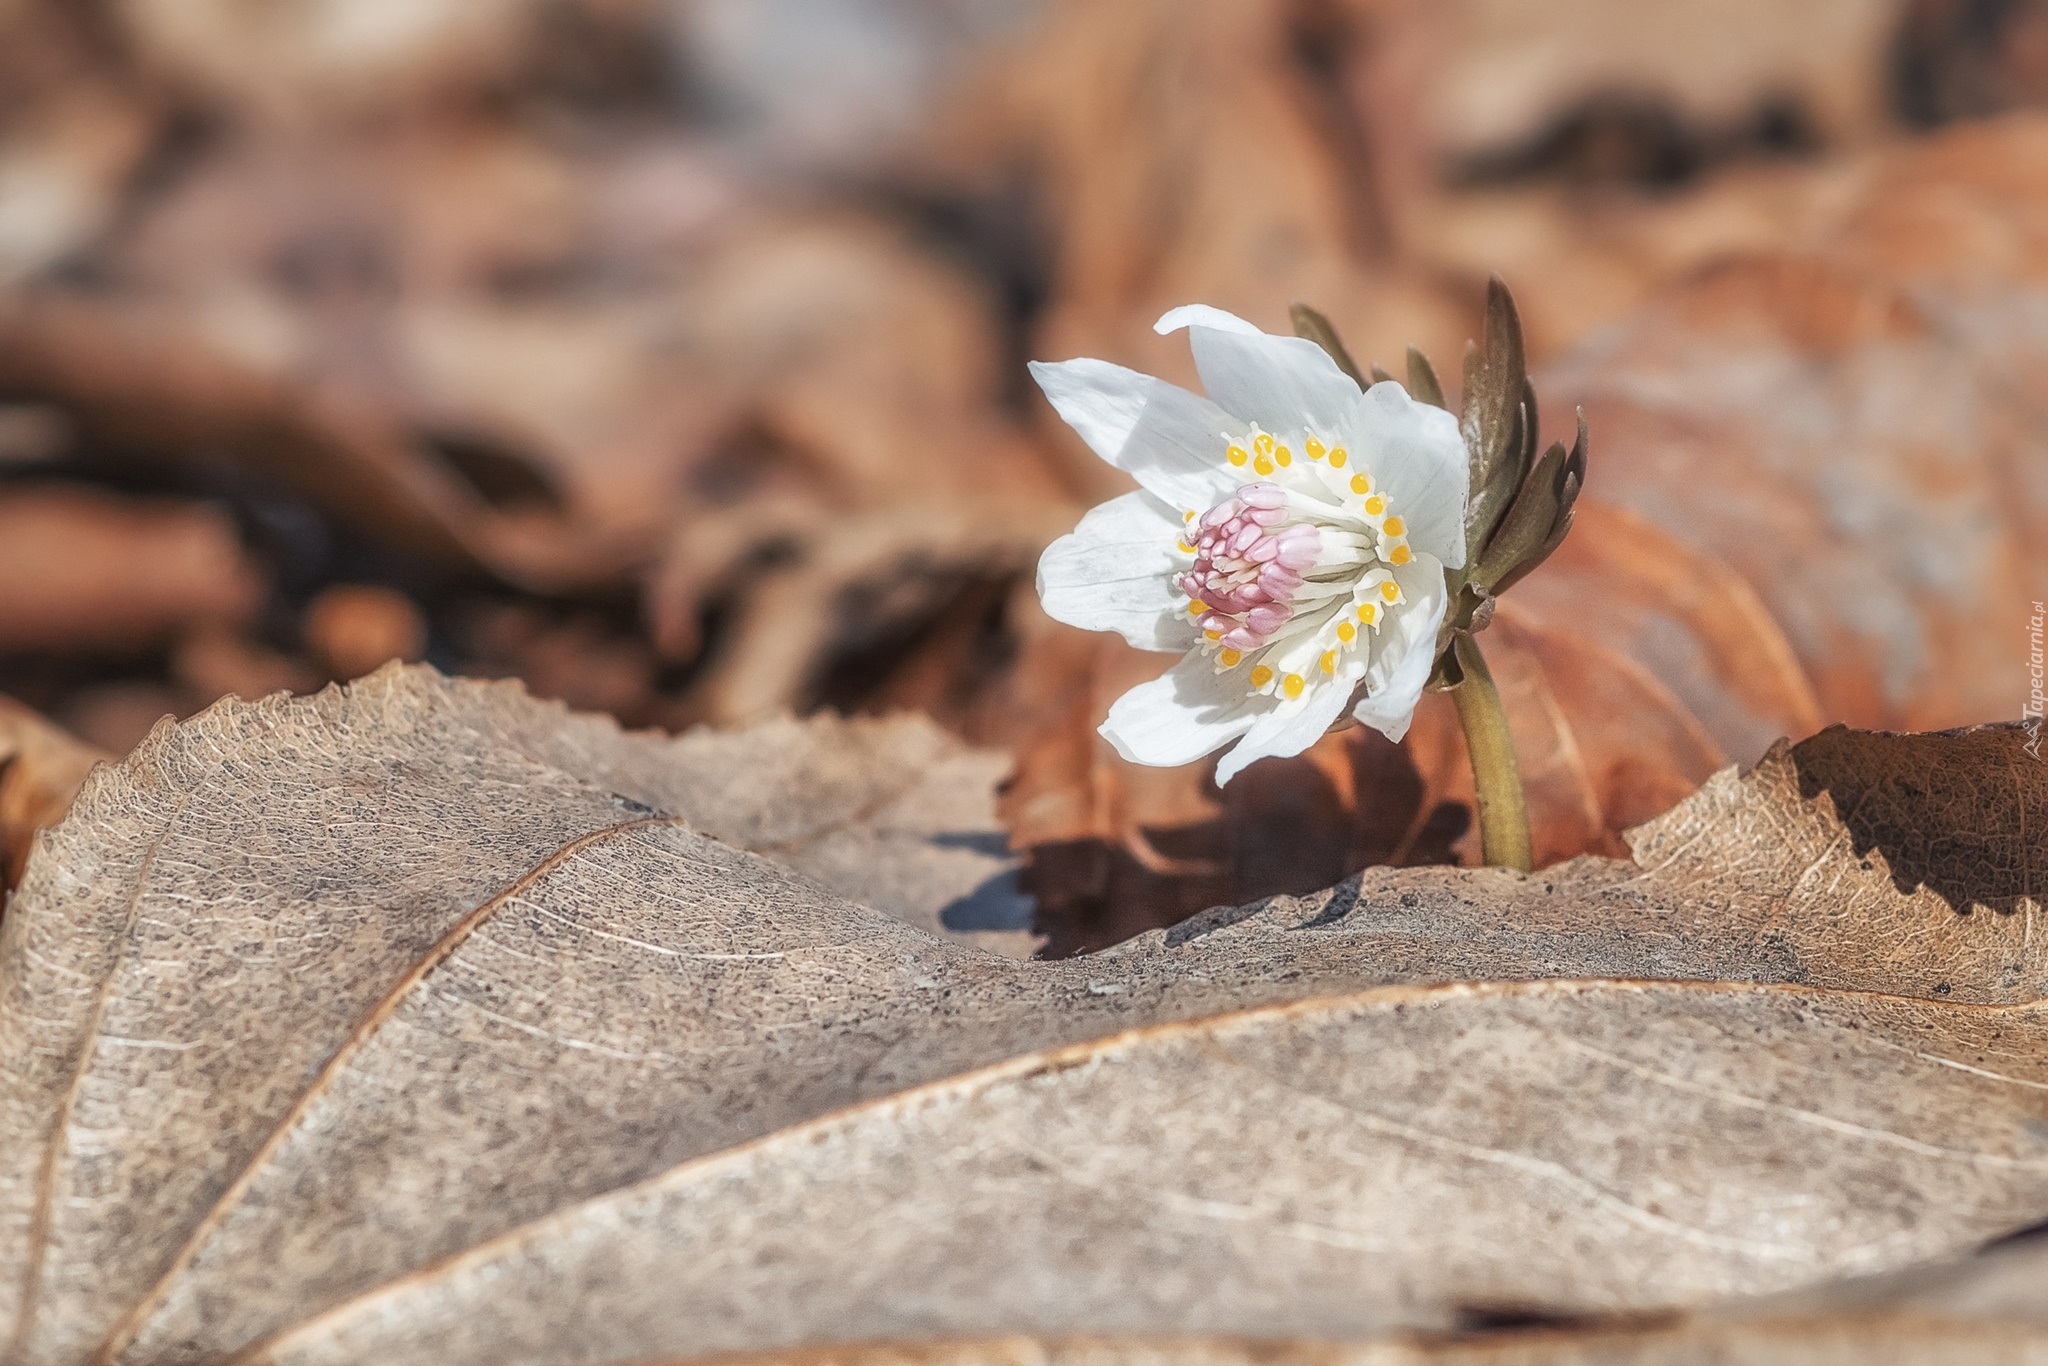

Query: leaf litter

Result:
[0,666,2039,1363]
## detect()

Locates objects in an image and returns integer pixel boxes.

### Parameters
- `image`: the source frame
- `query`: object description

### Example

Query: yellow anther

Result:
[1227,445,1249,467]
[1319,650,1336,675]
[1389,544,1412,565]
[1329,447,1348,468]
[1382,516,1405,536]
[1349,473,1371,494]
[1283,673,1305,698]
[1304,436,1326,461]
[1188,599,1208,615]
[1380,581,1401,602]
[1220,648,1243,667]
[1253,432,1274,456]
[1184,509,1197,522]
[1357,602,1377,624]
[1250,664,1274,688]
[1275,445,1292,467]
[1176,540,1196,554]
[1205,629,1223,641]
[1363,495,1385,516]
[1337,621,1356,643]
[1253,453,1276,476]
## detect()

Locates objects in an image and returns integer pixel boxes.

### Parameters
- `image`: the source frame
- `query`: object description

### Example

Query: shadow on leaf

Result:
[1791,722,2045,917]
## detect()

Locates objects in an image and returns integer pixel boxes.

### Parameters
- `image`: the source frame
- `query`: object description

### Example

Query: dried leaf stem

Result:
[1450,632,1533,871]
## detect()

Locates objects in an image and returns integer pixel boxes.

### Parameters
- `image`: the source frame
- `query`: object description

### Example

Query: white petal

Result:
[1350,555,1449,744]
[1155,308,1362,437]
[1037,492,1198,652]
[1214,671,1355,785]
[1348,382,1468,570]
[1100,651,1262,768]
[1153,304,1263,337]
[1029,358,1240,510]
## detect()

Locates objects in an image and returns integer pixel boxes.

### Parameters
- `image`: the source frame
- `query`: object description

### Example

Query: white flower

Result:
[1031,305,1469,785]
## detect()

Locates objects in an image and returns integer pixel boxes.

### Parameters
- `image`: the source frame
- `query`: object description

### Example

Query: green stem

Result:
[1449,633,1533,872]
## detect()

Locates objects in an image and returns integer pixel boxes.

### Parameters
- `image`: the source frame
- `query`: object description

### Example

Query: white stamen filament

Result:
[1175,426,1413,696]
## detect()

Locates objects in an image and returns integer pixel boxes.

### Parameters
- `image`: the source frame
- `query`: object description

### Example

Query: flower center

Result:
[1173,426,1417,699]
[1176,484,1318,652]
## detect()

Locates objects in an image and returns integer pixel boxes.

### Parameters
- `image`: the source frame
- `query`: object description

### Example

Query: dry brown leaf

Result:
[1834,113,2048,301]
[1401,607,1728,867]
[0,695,106,891]
[781,1236,2048,1366]
[1402,159,1869,366]
[0,489,263,654]
[663,1214,2048,1362]
[673,1293,2048,1366]
[241,981,2048,1364]
[1418,0,1900,161]
[301,586,429,682]
[83,122,1069,537]
[957,0,1474,505]
[955,0,1899,420]
[111,0,562,119]
[0,667,2041,1363]
[1543,115,2048,732]
[0,2,157,286]
[647,496,1074,728]
[1894,0,2048,129]
[165,631,320,707]
[663,1238,2048,1366]
[995,627,1464,956]
[9,117,1078,722]
[668,1345,1402,1366]
[50,685,187,758]
[0,292,614,591]
[1504,500,1824,765]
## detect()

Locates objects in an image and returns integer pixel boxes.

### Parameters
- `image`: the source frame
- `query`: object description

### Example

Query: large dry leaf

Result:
[241,979,2048,1366]
[675,1233,2048,1366]
[644,1234,2048,1366]
[0,667,2041,1363]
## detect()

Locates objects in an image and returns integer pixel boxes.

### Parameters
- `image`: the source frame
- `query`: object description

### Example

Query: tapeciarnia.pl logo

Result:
[2027,600,2045,759]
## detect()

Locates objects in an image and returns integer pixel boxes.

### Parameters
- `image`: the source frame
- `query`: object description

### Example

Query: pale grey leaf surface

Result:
[0,667,2037,1365]
[246,981,2048,1365]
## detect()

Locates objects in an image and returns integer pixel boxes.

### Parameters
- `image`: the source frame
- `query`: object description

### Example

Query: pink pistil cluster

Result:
[1176,483,1321,653]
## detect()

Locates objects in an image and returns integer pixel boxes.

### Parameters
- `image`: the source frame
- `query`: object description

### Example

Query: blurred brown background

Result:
[2,0,2046,948]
